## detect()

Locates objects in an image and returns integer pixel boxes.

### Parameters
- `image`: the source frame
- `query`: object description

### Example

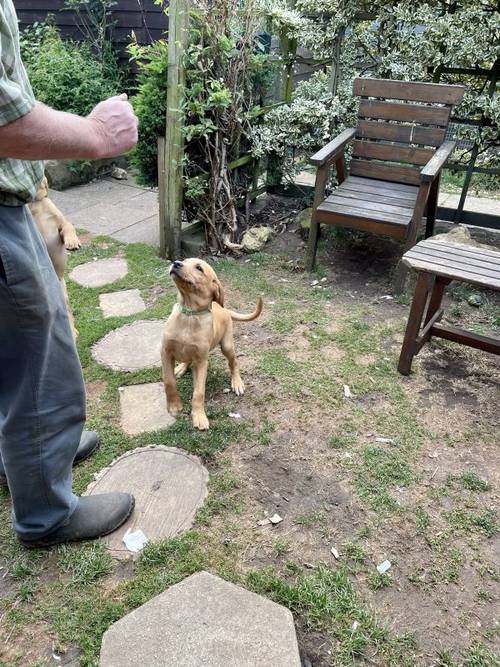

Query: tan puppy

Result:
[28,177,81,338]
[161,258,262,430]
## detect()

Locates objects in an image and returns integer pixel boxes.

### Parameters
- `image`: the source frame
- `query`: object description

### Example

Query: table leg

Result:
[398,272,432,376]
[424,276,449,326]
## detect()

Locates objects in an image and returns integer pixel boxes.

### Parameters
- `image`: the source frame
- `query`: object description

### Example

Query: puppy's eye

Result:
[196,265,204,273]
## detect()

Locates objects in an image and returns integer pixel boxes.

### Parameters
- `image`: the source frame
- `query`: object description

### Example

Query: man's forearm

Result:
[0,103,103,160]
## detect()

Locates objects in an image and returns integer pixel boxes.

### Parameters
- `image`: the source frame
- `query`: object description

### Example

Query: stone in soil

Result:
[86,446,208,559]
[69,257,128,288]
[91,319,164,371]
[241,226,273,252]
[99,571,301,666]
[119,382,174,436]
[99,289,146,318]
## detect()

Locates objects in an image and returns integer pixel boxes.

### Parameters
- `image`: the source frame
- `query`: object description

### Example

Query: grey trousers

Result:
[0,204,85,540]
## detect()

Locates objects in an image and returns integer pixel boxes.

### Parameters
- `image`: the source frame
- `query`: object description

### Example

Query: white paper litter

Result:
[375,437,393,444]
[269,513,283,525]
[377,559,391,574]
[229,412,242,419]
[380,295,394,300]
[352,621,359,631]
[123,528,149,553]
[343,384,352,399]
[321,277,327,282]
[331,547,340,560]
[311,280,319,286]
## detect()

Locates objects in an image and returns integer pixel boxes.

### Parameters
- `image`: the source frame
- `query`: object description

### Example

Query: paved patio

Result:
[49,177,161,245]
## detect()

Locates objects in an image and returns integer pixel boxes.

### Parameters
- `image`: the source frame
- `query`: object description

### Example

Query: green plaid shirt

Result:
[0,0,44,206]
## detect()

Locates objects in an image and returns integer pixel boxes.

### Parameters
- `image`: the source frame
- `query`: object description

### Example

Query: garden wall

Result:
[16,0,168,47]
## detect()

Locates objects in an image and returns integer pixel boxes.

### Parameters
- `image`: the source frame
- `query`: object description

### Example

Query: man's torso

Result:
[0,0,44,206]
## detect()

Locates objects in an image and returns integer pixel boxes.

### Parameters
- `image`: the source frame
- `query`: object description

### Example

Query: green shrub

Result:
[20,22,122,117]
[127,40,169,186]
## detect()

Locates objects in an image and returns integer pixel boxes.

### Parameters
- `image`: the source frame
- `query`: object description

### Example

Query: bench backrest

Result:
[351,78,465,186]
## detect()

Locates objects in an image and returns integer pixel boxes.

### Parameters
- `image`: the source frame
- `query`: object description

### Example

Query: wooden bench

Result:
[306,78,465,290]
[398,238,500,375]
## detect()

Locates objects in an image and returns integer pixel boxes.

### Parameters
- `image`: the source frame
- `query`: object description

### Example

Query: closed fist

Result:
[87,94,138,159]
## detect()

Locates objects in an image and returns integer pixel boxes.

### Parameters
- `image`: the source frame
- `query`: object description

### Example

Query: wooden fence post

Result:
[328,29,345,97]
[160,0,190,260]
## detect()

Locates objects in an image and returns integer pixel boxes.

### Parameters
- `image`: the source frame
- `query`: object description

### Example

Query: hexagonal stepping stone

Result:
[119,382,174,435]
[100,571,301,667]
[99,289,146,318]
[86,446,208,559]
[70,257,128,288]
[92,320,164,371]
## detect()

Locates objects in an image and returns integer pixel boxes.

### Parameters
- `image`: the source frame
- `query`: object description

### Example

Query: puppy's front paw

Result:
[231,377,245,396]
[167,399,183,417]
[192,411,209,431]
[63,231,81,250]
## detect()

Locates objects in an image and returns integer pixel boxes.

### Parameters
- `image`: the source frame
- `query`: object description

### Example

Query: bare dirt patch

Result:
[206,214,500,664]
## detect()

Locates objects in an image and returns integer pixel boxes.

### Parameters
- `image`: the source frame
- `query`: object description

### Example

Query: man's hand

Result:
[0,94,139,161]
[87,94,138,159]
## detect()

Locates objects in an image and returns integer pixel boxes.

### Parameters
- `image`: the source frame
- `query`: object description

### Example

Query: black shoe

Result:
[74,430,101,465]
[0,430,101,489]
[19,493,135,549]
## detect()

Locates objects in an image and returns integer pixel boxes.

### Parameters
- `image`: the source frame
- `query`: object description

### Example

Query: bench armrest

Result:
[310,128,356,167]
[420,141,456,182]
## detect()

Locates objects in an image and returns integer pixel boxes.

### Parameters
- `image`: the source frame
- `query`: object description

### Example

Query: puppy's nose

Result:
[173,260,183,269]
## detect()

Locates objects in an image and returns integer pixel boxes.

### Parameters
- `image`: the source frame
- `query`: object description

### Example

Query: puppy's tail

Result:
[229,297,263,322]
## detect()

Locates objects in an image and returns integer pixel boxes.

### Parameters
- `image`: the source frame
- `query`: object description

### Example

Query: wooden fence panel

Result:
[16,0,167,46]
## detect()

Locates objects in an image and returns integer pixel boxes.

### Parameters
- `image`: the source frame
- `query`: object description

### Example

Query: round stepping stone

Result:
[100,571,301,667]
[70,257,128,288]
[92,320,164,371]
[119,382,174,435]
[99,289,146,318]
[86,446,208,559]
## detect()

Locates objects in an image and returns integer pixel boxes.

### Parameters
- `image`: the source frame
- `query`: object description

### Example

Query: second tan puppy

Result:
[161,258,262,430]
[28,176,81,338]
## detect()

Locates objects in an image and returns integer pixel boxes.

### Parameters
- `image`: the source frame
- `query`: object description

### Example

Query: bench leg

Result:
[306,216,320,271]
[398,272,432,376]
[424,275,449,326]
[305,164,330,272]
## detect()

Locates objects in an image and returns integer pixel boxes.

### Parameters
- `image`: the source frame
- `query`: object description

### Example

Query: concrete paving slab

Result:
[295,170,316,187]
[68,200,156,235]
[100,571,301,667]
[99,289,146,318]
[92,319,164,371]
[69,257,128,288]
[49,180,131,215]
[103,176,150,191]
[87,446,208,559]
[119,382,174,435]
[439,193,500,216]
[112,215,160,246]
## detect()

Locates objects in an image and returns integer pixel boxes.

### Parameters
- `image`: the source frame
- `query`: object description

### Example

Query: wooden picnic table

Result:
[398,238,500,375]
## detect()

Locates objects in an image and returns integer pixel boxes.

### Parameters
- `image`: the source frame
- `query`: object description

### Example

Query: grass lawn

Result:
[0,230,499,667]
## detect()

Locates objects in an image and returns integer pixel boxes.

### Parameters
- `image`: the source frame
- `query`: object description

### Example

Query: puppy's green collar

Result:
[176,303,212,316]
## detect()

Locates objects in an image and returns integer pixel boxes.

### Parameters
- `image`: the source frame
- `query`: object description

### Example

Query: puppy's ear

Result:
[212,278,225,307]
